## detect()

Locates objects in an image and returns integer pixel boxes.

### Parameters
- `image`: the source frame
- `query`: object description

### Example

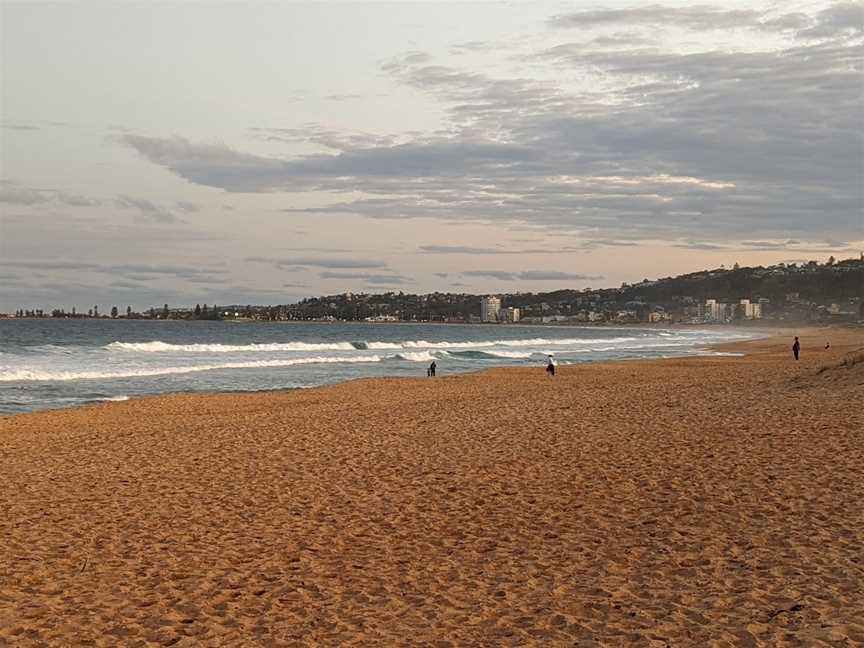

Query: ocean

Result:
[0,319,753,415]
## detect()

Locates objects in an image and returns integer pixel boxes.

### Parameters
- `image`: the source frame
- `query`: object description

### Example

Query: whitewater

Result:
[0,319,754,414]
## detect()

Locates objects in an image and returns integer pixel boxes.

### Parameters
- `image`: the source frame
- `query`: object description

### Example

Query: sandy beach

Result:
[1,328,862,647]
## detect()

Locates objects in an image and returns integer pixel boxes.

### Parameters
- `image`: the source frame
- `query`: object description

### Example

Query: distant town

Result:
[4,256,863,326]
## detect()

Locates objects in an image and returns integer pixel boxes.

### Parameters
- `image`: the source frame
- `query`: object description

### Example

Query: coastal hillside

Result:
[252,256,864,323]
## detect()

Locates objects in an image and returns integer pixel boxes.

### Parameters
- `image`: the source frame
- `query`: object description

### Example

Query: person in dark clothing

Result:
[792,336,800,360]
[546,355,555,376]
[428,360,436,377]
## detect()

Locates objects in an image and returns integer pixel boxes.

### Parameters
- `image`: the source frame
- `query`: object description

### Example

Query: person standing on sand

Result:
[792,336,800,361]
[428,360,436,377]
[546,355,555,377]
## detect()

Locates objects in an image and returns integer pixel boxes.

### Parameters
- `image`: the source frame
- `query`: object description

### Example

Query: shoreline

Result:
[1,327,778,420]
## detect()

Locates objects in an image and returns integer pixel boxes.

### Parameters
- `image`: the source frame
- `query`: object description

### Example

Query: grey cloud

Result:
[420,245,517,254]
[114,195,179,224]
[547,5,799,32]
[420,244,587,254]
[672,242,729,250]
[118,4,863,245]
[588,32,658,47]
[250,125,396,151]
[0,182,100,207]
[110,280,149,289]
[582,239,640,248]
[0,260,97,271]
[185,276,228,284]
[797,2,864,39]
[325,94,362,101]
[0,259,226,281]
[463,270,601,281]
[245,256,386,269]
[319,271,409,285]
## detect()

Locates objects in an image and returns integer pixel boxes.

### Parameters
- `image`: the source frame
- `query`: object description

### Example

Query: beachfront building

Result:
[480,296,502,322]
[499,307,521,323]
[701,299,729,323]
[739,299,763,319]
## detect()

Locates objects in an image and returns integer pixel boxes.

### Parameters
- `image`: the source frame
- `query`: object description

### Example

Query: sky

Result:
[1,0,862,311]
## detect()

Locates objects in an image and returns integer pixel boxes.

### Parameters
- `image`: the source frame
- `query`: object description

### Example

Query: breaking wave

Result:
[106,336,647,354]
[107,340,359,353]
[0,355,387,382]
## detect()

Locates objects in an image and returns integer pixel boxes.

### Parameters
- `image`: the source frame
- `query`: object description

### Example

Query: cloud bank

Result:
[113,2,862,248]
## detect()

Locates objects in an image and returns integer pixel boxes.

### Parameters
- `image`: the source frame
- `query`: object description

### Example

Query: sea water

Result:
[0,319,753,415]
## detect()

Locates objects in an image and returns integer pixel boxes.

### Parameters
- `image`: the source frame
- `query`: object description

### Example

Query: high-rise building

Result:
[480,296,501,322]
[739,299,762,319]
[703,299,728,323]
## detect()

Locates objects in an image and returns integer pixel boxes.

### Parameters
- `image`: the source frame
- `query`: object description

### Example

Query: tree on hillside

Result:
[194,303,202,317]
[126,306,132,317]
[110,306,119,319]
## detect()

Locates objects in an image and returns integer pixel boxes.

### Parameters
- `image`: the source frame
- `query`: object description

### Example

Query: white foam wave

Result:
[394,351,439,362]
[106,335,652,355]
[482,350,536,359]
[397,336,642,349]
[0,355,385,382]
[107,340,358,353]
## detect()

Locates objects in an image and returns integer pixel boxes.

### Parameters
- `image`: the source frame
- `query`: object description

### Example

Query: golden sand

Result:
[1,328,862,646]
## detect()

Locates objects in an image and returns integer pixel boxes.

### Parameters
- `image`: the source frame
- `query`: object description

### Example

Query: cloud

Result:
[245,256,387,269]
[420,245,521,255]
[117,4,863,245]
[797,2,864,39]
[547,5,765,31]
[319,271,409,285]
[175,200,201,212]
[114,195,180,223]
[249,125,396,151]
[545,3,862,39]
[0,259,227,282]
[462,270,602,281]
[0,181,100,207]
[672,242,729,250]
[420,242,626,254]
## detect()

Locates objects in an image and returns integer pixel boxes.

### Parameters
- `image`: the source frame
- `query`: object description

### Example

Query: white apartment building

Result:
[739,299,762,319]
[480,296,502,323]
[703,299,729,323]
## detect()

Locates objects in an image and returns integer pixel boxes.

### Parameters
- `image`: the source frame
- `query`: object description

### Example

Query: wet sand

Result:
[1,328,862,646]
